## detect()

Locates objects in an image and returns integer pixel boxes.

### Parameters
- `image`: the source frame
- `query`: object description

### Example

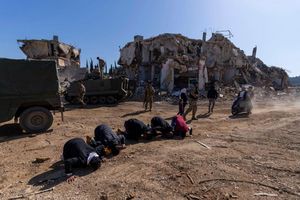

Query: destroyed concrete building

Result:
[18,35,80,68]
[18,36,87,83]
[118,33,289,93]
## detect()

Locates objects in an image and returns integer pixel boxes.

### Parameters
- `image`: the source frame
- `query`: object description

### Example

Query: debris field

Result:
[0,100,299,200]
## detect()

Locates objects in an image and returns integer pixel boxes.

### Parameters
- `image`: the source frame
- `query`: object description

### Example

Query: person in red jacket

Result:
[171,115,192,139]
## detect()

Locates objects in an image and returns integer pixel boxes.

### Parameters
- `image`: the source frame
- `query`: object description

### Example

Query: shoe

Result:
[189,128,193,135]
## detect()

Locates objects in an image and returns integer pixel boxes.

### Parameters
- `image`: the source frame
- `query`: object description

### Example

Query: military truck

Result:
[0,59,63,133]
[64,77,131,104]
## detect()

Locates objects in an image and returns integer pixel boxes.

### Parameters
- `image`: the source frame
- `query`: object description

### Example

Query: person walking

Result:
[207,85,218,113]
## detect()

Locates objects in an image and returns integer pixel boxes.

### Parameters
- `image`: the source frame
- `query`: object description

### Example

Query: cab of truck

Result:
[0,58,63,133]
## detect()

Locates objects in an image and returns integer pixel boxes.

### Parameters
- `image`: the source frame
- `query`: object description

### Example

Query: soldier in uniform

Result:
[183,83,199,120]
[144,81,155,111]
[77,80,86,107]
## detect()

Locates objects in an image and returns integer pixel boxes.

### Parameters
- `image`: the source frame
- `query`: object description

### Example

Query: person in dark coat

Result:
[63,138,102,176]
[178,88,188,115]
[88,124,126,156]
[120,118,150,141]
[150,116,173,136]
[207,85,218,113]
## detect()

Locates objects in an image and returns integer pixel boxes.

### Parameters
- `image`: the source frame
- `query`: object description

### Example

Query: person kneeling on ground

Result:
[119,118,151,141]
[150,116,173,138]
[63,138,103,180]
[171,115,192,139]
[87,124,126,156]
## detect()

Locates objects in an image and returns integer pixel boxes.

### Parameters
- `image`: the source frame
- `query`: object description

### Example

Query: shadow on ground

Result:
[0,124,53,143]
[28,161,95,190]
[64,102,121,111]
[121,110,148,118]
[197,112,212,118]
[229,113,250,119]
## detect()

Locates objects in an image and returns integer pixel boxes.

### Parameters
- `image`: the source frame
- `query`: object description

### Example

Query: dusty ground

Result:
[0,99,299,200]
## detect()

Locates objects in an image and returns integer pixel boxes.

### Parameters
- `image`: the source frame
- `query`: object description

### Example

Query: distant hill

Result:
[289,76,300,86]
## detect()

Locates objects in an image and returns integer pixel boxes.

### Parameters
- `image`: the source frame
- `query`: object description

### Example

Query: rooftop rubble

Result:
[17,36,86,87]
[118,33,289,96]
[18,35,80,68]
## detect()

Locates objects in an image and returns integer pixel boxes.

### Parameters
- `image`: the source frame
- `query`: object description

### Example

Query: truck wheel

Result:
[90,96,98,104]
[106,96,117,104]
[83,96,89,104]
[64,95,72,103]
[99,97,106,104]
[20,107,53,133]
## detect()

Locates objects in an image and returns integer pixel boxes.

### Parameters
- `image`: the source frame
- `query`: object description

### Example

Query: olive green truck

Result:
[0,58,63,133]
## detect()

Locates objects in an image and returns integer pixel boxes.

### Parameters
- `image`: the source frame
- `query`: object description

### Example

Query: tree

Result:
[90,58,94,71]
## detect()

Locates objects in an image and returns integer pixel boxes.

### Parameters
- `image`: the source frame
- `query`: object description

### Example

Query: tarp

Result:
[0,58,59,96]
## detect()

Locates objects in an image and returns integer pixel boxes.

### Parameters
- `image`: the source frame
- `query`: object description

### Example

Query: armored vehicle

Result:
[0,59,63,133]
[64,77,131,104]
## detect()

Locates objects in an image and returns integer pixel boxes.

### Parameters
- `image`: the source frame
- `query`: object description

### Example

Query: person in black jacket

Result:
[120,118,150,141]
[150,116,173,137]
[87,124,126,156]
[207,85,218,113]
[63,138,102,177]
[178,88,188,115]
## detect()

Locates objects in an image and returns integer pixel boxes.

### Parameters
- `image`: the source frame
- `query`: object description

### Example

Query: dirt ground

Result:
[0,99,299,200]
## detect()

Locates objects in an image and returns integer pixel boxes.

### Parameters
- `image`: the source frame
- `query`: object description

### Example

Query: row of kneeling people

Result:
[62,115,192,178]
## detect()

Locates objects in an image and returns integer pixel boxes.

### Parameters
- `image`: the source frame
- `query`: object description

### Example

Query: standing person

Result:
[144,80,155,111]
[62,138,102,178]
[178,88,188,115]
[77,80,86,107]
[207,85,218,113]
[87,124,126,156]
[183,83,199,120]
[171,115,192,139]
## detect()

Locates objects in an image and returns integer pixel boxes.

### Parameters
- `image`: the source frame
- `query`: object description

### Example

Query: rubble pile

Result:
[118,33,289,95]
[18,35,80,68]
[17,36,87,88]
[248,56,289,90]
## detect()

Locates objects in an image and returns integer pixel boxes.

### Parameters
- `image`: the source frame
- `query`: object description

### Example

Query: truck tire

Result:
[20,107,53,133]
[106,96,117,104]
[99,97,106,104]
[90,96,98,104]
[83,96,89,104]
[64,94,72,103]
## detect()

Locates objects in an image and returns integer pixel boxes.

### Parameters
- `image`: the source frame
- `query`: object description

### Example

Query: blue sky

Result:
[0,0,299,76]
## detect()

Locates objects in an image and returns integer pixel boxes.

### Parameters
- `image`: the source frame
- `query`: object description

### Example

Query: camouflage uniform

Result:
[144,84,155,111]
[184,85,199,120]
[77,82,86,106]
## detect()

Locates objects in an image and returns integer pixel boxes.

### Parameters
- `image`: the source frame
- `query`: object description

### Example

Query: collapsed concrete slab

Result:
[17,36,87,88]
[18,35,81,69]
[118,33,289,93]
